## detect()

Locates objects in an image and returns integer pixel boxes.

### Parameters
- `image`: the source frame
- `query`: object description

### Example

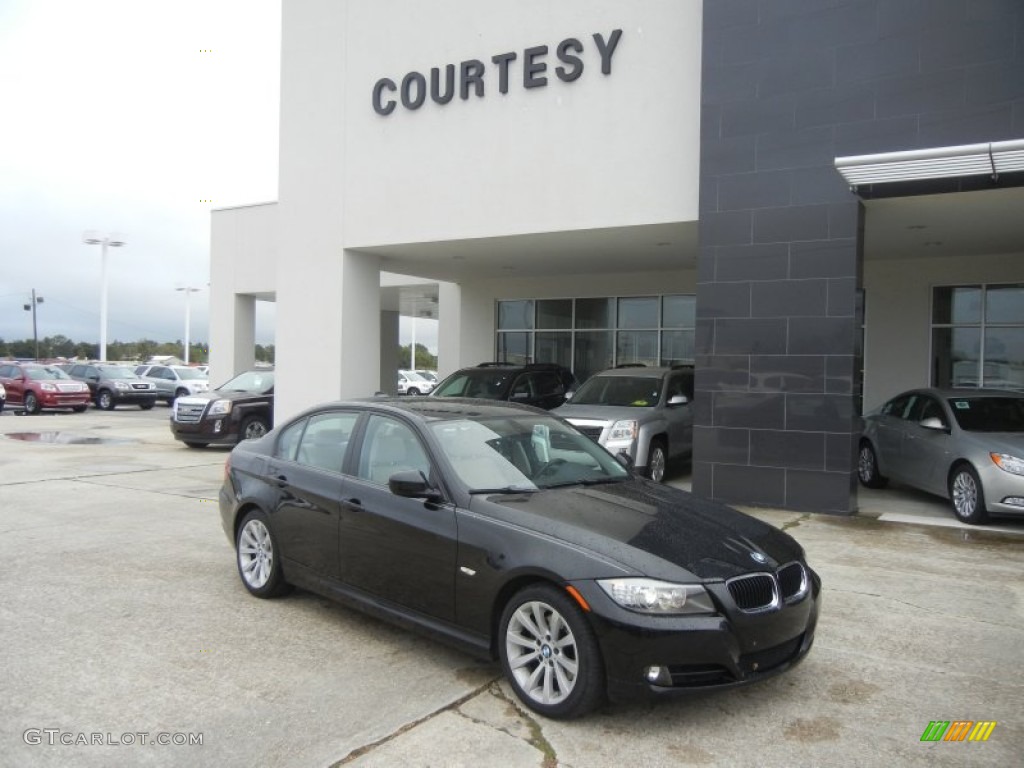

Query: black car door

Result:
[267,410,359,579]
[338,413,457,622]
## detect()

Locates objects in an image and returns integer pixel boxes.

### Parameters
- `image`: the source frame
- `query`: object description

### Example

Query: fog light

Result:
[213,419,223,434]
[644,666,672,686]
[1003,496,1024,508]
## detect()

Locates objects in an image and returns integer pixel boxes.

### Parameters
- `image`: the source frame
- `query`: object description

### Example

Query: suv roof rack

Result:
[614,363,647,368]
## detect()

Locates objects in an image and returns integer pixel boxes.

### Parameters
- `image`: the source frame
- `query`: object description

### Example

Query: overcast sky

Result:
[0,0,281,346]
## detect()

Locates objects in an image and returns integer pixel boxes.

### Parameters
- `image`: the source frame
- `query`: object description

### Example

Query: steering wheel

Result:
[533,458,567,480]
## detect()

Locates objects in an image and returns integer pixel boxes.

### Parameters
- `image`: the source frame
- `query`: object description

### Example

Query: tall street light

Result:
[23,289,43,360]
[176,286,202,364]
[83,231,126,361]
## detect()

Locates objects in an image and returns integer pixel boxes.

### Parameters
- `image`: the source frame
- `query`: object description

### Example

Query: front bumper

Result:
[977,461,1024,516]
[570,568,821,701]
[38,391,92,408]
[170,415,241,445]
[109,389,158,405]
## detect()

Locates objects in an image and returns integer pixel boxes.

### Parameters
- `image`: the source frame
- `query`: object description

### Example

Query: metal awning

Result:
[835,139,1024,187]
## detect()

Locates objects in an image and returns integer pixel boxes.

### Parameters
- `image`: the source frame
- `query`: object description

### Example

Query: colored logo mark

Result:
[920,721,997,742]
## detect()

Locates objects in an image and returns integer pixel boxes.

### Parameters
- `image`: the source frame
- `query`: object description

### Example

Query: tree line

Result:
[398,343,437,370]
[0,335,276,364]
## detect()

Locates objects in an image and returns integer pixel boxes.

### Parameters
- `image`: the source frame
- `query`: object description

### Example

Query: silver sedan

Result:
[858,388,1024,524]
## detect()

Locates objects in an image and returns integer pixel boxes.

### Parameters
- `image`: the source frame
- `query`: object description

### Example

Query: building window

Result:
[932,284,1024,390]
[496,295,696,382]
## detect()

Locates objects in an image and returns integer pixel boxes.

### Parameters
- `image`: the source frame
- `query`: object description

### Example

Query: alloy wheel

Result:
[505,600,579,707]
[238,519,274,589]
[952,471,978,518]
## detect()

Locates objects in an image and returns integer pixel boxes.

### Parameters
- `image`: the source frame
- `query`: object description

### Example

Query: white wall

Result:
[342,0,702,245]
[862,251,1023,410]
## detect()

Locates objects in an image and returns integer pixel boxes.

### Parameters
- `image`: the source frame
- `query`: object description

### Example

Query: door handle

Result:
[341,497,362,509]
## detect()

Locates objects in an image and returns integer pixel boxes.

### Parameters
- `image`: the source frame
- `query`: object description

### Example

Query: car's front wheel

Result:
[857,441,888,488]
[949,464,988,525]
[646,438,667,483]
[240,415,270,440]
[97,390,115,410]
[24,392,40,415]
[406,387,420,396]
[235,510,291,598]
[498,584,605,719]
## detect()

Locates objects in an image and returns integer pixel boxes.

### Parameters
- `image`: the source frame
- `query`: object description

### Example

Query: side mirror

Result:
[919,416,947,431]
[667,394,689,406]
[389,470,443,501]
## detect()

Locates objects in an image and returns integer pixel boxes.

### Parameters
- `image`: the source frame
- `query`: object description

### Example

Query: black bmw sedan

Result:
[219,397,820,719]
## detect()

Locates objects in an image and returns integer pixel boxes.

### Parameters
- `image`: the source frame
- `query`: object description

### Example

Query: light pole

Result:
[23,289,43,360]
[176,286,202,364]
[83,231,126,361]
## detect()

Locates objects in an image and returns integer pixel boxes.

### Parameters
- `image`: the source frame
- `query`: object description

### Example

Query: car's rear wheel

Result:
[241,415,270,440]
[235,511,291,598]
[140,402,155,410]
[406,387,420,396]
[97,390,115,410]
[498,584,605,719]
[72,405,88,413]
[646,438,667,483]
[857,442,888,488]
[949,464,988,525]
[175,387,189,400]
[24,392,40,415]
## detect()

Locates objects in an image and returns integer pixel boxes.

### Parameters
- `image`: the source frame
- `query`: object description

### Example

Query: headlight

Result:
[597,578,715,615]
[607,420,638,443]
[41,383,57,392]
[114,381,129,390]
[991,453,1024,476]
[208,399,232,416]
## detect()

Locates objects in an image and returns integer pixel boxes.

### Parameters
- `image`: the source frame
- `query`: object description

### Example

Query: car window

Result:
[275,419,306,462]
[881,393,914,419]
[529,371,564,396]
[570,375,662,407]
[947,396,1024,432]
[296,412,359,472]
[907,396,946,426]
[0,365,12,377]
[510,375,533,399]
[434,370,511,399]
[70,365,86,377]
[356,415,431,486]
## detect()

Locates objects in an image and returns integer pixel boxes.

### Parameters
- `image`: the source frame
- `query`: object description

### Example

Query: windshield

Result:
[947,396,1024,432]
[100,367,137,380]
[570,375,663,407]
[431,414,629,491]
[402,371,429,382]
[218,370,275,394]
[173,367,207,380]
[26,367,70,381]
[433,370,512,399]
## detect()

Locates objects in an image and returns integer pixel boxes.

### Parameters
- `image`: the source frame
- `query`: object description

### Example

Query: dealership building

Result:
[209,0,1024,513]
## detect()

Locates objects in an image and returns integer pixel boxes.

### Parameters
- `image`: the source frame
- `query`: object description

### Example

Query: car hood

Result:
[959,430,1024,455]
[474,480,802,582]
[553,403,659,423]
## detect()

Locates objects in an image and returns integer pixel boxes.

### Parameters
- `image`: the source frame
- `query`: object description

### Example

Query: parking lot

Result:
[1,407,1021,767]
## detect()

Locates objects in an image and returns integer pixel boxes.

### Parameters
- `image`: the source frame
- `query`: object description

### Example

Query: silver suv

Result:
[552,365,694,482]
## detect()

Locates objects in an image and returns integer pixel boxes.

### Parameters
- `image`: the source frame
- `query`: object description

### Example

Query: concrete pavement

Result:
[0,407,1021,767]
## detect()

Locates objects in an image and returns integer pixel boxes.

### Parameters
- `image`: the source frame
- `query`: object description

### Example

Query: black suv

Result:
[430,362,575,410]
[66,363,158,410]
[170,369,274,448]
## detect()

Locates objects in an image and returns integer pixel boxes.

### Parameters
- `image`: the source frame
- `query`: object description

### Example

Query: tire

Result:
[24,391,40,415]
[97,390,115,410]
[498,584,605,719]
[235,510,291,598]
[183,441,207,449]
[72,405,88,413]
[240,415,270,441]
[175,388,189,400]
[857,441,888,489]
[949,464,989,525]
[407,387,420,396]
[645,439,667,483]
[139,402,155,411]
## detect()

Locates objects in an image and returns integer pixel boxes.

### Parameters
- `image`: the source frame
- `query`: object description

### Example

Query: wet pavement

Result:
[1,408,1021,767]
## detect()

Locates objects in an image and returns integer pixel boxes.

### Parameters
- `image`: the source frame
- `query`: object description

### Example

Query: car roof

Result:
[589,366,680,378]
[294,396,545,424]
[903,387,1024,399]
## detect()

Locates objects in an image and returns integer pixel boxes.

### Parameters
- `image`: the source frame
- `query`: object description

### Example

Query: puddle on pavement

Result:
[1,432,138,446]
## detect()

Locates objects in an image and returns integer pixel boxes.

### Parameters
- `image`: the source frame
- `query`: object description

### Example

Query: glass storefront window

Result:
[575,298,614,329]
[618,297,659,329]
[616,331,658,367]
[536,299,572,329]
[536,332,572,370]
[661,330,695,366]
[497,332,530,364]
[663,295,696,328]
[498,300,534,330]
[932,284,1024,390]
[574,331,613,384]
